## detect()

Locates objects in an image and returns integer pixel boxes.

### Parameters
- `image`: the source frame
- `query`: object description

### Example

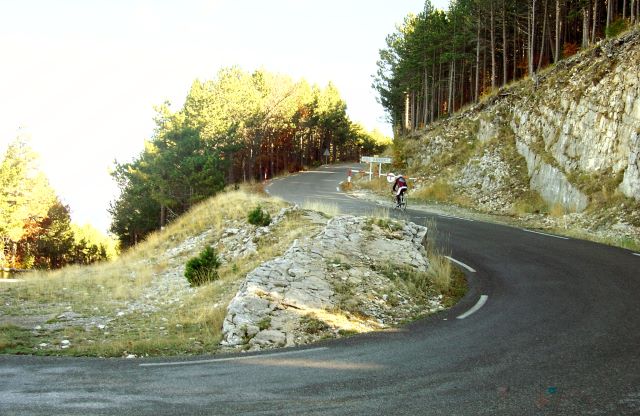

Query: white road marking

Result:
[633,252,640,257]
[523,229,569,240]
[456,295,488,320]
[139,347,329,367]
[438,214,474,222]
[445,256,476,273]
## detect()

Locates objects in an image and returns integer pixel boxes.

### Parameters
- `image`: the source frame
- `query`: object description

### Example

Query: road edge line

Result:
[522,229,569,240]
[445,256,476,273]
[456,295,488,320]
[139,347,329,368]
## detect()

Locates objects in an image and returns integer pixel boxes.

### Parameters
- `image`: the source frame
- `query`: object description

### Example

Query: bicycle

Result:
[394,192,407,211]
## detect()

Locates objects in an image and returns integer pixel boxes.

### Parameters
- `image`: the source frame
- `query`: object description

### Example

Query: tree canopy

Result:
[0,138,116,270]
[374,0,638,134]
[110,67,390,247]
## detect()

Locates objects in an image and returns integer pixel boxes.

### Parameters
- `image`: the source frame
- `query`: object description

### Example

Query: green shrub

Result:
[300,314,329,334]
[606,18,628,38]
[247,206,271,226]
[184,246,221,287]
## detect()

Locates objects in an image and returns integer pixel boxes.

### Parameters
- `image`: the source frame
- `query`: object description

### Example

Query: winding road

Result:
[2,164,640,415]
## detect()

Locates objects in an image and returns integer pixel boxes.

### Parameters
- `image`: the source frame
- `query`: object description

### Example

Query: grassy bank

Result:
[0,187,314,357]
[1,183,466,357]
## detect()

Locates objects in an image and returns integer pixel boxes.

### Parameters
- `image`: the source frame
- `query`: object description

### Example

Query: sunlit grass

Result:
[354,176,390,193]
[0,189,317,357]
[366,206,390,219]
[302,200,341,217]
[412,179,454,203]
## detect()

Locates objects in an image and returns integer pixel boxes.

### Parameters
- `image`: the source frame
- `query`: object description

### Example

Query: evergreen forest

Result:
[109,67,390,248]
[374,0,639,133]
[0,139,117,270]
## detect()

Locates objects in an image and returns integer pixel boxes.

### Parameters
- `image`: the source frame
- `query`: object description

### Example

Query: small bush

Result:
[248,206,271,226]
[257,316,271,331]
[300,314,329,334]
[512,190,548,215]
[184,247,221,287]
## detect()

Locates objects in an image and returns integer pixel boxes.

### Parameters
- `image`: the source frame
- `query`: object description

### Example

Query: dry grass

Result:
[413,179,455,203]
[512,190,549,215]
[355,176,392,193]
[426,252,452,293]
[366,207,390,219]
[0,189,314,357]
[302,200,341,217]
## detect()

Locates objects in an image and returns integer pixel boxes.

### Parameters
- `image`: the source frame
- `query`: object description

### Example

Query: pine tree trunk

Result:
[482,34,487,95]
[583,6,590,48]
[438,60,443,118]
[623,0,627,19]
[592,0,598,43]
[475,16,481,101]
[412,91,418,130]
[11,242,17,269]
[538,0,548,71]
[459,59,466,109]
[423,68,430,126]
[431,59,437,122]
[529,1,537,76]
[447,61,455,115]
[502,0,508,86]
[513,12,518,79]
[452,60,457,111]
[0,238,6,269]
[490,0,497,89]
[555,0,562,62]
[606,0,612,32]
[404,93,410,132]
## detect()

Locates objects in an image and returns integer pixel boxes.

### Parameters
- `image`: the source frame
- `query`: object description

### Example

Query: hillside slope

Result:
[398,27,640,246]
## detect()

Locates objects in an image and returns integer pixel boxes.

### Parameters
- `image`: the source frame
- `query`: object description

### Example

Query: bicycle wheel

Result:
[400,194,407,210]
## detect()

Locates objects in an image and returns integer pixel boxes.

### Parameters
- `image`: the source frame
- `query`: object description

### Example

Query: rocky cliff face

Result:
[508,29,640,207]
[404,27,640,240]
[221,215,443,351]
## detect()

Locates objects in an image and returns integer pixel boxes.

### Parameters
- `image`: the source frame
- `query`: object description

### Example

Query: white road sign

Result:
[361,156,392,164]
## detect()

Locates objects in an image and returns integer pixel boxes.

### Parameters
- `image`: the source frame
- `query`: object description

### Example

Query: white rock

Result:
[249,330,286,347]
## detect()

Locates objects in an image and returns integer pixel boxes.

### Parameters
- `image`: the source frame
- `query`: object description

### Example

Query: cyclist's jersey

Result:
[393,177,408,191]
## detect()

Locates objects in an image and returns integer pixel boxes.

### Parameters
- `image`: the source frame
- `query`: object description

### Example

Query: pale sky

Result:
[0,0,449,233]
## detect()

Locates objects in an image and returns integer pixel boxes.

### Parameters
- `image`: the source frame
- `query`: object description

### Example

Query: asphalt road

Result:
[2,164,640,415]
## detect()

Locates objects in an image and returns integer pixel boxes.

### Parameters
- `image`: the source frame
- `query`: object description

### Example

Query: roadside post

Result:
[360,156,392,181]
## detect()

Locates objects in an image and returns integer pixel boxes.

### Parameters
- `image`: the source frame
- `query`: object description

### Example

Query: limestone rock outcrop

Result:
[409,28,640,215]
[221,215,440,350]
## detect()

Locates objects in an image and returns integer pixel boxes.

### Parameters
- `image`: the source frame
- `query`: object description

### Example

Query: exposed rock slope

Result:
[403,27,640,243]
[221,215,444,350]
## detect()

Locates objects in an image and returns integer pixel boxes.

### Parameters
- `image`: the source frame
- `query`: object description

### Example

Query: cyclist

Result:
[392,174,408,207]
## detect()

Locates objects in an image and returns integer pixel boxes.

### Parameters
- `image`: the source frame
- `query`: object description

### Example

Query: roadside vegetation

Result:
[0,182,467,356]
[0,186,312,357]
